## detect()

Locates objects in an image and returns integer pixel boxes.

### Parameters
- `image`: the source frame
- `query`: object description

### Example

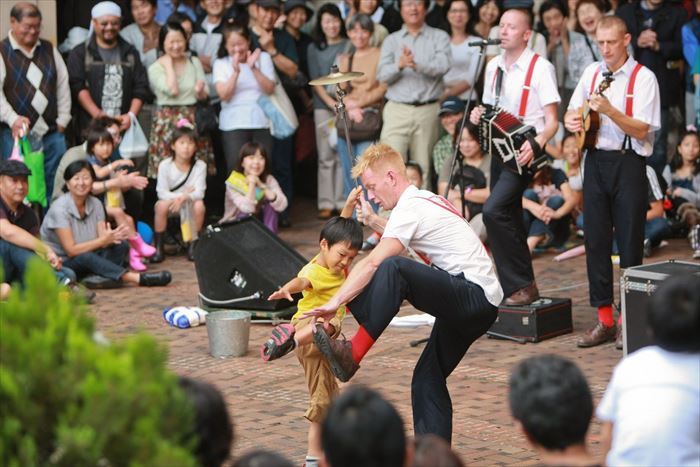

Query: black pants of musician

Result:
[583,149,647,307]
[348,256,497,444]
[482,160,534,297]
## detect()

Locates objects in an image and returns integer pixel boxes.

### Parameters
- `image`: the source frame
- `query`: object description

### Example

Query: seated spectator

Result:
[643,165,670,257]
[662,130,700,258]
[40,160,171,288]
[148,21,213,179]
[472,0,502,40]
[509,354,598,467]
[522,165,578,252]
[152,121,207,262]
[441,0,480,100]
[221,142,287,232]
[412,434,465,467]
[405,161,423,188]
[432,97,466,176]
[336,13,387,198]
[437,122,490,242]
[234,450,293,467]
[552,132,583,230]
[350,0,390,46]
[120,0,160,70]
[178,376,233,467]
[597,275,700,467]
[321,385,407,467]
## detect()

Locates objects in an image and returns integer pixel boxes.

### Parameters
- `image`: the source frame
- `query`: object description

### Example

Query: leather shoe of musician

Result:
[312,325,359,382]
[139,271,172,287]
[503,282,540,306]
[577,322,617,348]
[615,325,623,350]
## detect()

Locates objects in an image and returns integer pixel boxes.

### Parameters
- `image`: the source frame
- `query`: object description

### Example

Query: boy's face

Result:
[320,240,359,273]
[406,167,422,188]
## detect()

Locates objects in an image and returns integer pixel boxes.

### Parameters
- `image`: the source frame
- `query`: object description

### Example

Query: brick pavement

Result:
[91,198,698,465]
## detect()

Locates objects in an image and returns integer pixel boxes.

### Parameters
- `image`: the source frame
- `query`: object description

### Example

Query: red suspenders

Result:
[491,53,540,118]
[588,62,643,117]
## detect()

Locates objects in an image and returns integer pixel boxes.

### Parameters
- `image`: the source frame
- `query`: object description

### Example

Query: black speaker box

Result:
[194,217,307,311]
[490,297,573,343]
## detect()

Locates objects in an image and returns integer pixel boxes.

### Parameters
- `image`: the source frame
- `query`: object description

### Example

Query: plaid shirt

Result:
[432,133,453,176]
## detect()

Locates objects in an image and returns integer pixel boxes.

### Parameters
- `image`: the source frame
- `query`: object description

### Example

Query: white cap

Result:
[91,1,121,19]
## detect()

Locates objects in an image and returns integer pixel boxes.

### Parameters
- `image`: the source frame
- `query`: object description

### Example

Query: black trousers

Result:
[482,160,534,297]
[348,257,497,443]
[583,149,647,307]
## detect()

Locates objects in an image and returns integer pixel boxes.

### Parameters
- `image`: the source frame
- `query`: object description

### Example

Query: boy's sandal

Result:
[260,323,296,362]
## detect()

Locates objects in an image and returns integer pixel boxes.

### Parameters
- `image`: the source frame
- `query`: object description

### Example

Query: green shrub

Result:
[0,260,198,467]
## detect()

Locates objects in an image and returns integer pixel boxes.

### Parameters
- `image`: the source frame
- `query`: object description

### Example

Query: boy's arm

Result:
[268,276,311,301]
[339,186,362,218]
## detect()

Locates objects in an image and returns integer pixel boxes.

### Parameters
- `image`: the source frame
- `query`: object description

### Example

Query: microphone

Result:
[468,38,501,47]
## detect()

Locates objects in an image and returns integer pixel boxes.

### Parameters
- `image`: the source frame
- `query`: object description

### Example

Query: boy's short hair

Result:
[648,275,700,352]
[412,434,465,467]
[405,161,423,179]
[86,127,114,156]
[352,144,406,179]
[509,355,593,451]
[320,217,364,251]
[321,385,406,467]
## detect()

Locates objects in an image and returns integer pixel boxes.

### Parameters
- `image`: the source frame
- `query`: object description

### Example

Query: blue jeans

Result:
[522,189,569,247]
[0,127,67,205]
[645,217,671,247]
[63,242,129,281]
[1,239,75,285]
[337,139,372,198]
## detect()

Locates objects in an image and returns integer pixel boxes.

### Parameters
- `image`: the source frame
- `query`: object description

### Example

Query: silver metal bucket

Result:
[206,310,251,358]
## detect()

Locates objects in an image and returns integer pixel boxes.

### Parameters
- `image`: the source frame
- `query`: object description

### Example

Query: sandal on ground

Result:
[260,323,296,361]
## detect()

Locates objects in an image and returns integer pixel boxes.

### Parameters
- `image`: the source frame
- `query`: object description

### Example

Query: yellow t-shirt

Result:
[291,255,347,321]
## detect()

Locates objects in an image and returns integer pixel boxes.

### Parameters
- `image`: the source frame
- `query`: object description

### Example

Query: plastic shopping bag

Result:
[19,136,47,207]
[120,112,148,159]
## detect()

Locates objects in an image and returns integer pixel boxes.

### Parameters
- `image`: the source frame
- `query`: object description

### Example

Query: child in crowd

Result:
[153,120,207,262]
[221,142,287,233]
[554,133,584,233]
[597,276,700,467]
[509,355,599,467]
[260,190,363,467]
[86,127,156,271]
[662,130,700,258]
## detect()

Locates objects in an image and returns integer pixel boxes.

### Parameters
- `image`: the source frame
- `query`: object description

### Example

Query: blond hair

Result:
[351,143,406,179]
[597,16,628,35]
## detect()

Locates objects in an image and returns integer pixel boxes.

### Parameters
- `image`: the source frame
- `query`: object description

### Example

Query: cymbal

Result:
[309,71,364,86]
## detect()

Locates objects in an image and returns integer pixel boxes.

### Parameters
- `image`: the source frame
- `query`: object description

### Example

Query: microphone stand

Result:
[331,65,359,189]
[443,42,488,218]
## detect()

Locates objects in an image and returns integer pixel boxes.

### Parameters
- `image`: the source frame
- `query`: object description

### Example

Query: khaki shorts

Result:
[292,315,342,423]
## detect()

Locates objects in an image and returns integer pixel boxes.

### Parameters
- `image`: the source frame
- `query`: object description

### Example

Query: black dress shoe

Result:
[139,271,172,287]
[187,241,197,262]
[82,275,122,290]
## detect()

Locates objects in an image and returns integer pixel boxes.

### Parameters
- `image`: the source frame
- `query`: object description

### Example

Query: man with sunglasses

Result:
[67,1,149,141]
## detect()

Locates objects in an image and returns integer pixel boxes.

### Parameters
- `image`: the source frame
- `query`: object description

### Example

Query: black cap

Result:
[256,0,281,9]
[284,0,314,17]
[438,97,466,116]
[0,159,32,177]
[502,0,534,10]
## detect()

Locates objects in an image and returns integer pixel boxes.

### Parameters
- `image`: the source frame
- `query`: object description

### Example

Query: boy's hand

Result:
[303,301,340,328]
[339,186,362,218]
[268,288,293,301]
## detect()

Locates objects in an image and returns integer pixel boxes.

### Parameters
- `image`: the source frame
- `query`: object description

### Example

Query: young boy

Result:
[261,187,363,467]
[509,354,599,467]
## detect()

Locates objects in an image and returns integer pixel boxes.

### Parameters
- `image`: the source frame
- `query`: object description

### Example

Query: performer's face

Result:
[361,167,398,209]
[498,10,531,51]
[596,25,631,70]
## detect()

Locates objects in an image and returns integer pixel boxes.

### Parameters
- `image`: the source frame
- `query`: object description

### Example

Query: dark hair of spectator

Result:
[10,3,42,22]
[83,116,121,141]
[574,0,604,33]
[319,216,364,250]
[412,434,465,467]
[443,0,477,35]
[131,0,157,7]
[178,377,234,467]
[158,21,189,54]
[167,11,194,32]
[352,0,380,14]
[237,141,271,180]
[321,385,406,467]
[669,130,700,175]
[86,127,115,157]
[313,3,348,49]
[170,125,198,164]
[453,122,481,151]
[347,13,376,34]
[62,160,96,192]
[398,0,431,9]
[233,449,294,467]
[472,0,503,31]
[531,164,554,188]
[509,355,593,451]
[647,276,700,352]
[217,20,251,59]
[539,0,568,20]
[405,161,424,179]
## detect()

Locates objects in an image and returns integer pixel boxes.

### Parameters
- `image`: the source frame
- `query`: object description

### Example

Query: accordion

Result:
[478,105,549,175]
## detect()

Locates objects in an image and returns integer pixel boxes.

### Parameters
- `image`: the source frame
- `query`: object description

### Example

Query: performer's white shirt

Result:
[482,47,561,133]
[567,56,660,156]
[382,185,504,306]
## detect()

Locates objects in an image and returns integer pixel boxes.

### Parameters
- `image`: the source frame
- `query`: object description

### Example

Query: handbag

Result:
[120,112,148,159]
[195,99,219,135]
[335,53,383,143]
[18,136,47,208]
[257,69,299,139]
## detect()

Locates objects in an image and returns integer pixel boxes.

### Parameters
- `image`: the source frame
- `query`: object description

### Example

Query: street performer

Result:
[564,16,660,349]
[469,0,560,305]
[305,143,503,444]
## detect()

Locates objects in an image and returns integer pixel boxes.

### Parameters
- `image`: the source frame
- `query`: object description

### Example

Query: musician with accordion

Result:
[469,0,560,306]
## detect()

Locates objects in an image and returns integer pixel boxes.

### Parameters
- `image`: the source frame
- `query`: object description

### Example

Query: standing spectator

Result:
[682,0,700,128]
[67,1,150,140]
[1,2,71,202]
[441,0,481,100]
[120,0,161,70]
[283,0,315,80]
[617,0,685,179]
[309,4,350,219]
[337,13,387,198]
[148,21,213,178]
[213,22,275,173]
[432,96,465,176]
[250,0,301,227]
[189,0,225,98]
[351,0,390,46]
[472,0,502,39]
[377,0,452,188]
[568,0,603,81]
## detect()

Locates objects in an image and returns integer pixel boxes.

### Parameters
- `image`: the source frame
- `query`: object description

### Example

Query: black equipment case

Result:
[620,260,700,355]
[489,297,573,343]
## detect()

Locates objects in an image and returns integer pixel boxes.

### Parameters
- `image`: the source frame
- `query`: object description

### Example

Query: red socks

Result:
[350,326,375,363]
[597,305,614,327]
